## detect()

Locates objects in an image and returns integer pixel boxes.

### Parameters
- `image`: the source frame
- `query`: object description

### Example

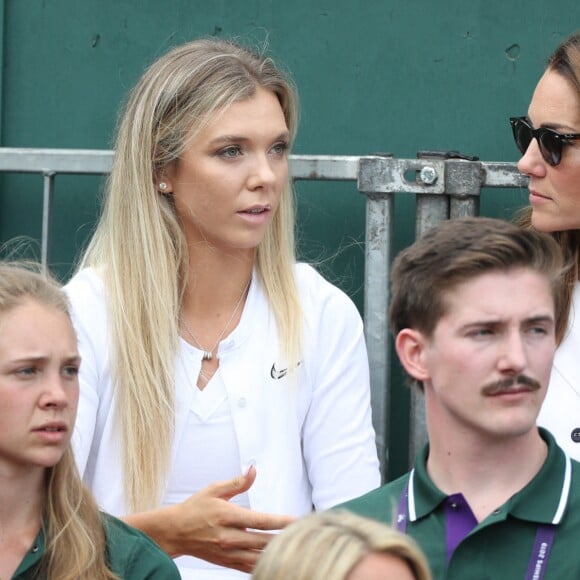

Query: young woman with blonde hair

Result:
[512,31,580,459]
[252,510,431,580]
[0,263,178,579]
[66,37,379,578]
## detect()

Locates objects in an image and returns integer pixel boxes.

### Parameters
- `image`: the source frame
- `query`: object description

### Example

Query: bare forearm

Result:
[121,505,182,557]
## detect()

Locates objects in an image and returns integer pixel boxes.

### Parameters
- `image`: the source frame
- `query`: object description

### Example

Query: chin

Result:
[35,450,67,468]
[531,212,573,234]
[490,417,538,439]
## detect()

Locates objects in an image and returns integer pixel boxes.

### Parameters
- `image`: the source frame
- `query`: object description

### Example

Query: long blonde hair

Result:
[252,510,432,580]
[0,263,116,579]
[79,38,301,512]
[516,32,580,344]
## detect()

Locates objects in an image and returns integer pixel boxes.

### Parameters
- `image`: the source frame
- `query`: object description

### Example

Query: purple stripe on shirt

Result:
[444,493,478,565]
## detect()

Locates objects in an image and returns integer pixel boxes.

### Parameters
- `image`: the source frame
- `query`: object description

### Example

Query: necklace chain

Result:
[181,278,251,362]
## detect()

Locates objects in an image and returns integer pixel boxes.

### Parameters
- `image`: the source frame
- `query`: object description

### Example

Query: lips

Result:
[34,422,68,433]
[487,386,535,397]
[238,204,271,214]
[529,189,552,201]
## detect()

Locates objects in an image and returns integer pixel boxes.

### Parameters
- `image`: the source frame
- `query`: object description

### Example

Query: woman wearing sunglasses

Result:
[512,31,580,460]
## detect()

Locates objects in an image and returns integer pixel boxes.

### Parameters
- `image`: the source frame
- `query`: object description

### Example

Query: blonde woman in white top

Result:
[66,37,380,578]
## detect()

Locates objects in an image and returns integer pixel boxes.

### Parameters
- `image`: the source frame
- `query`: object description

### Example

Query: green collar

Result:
[12,529,45,578]
[410,428,570,526]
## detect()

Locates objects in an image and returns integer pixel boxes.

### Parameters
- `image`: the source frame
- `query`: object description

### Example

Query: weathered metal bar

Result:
[290,155,360,180]
[40,172,56,270]
[358,155,395,481]
[0,149,363,180]
[0,148,114,174]
[0,149,529,185]
[409,154,451,464]
[482,161,529,188]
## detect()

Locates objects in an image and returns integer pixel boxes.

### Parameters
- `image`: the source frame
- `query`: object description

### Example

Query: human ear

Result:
[154,166,175,194]
[155,178,174,194]
[395,328,430,383]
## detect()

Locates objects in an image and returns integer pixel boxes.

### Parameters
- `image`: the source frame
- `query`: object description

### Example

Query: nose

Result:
[247,153,277,190]
[517,138,547,178]
[497,330,527,375]
[39,375,71,410]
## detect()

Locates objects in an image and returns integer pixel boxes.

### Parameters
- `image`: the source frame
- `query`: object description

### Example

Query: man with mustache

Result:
[339,217,580,579]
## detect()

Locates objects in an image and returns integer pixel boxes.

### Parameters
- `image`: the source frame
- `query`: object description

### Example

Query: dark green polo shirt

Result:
[12,513,179,579]
[339,429,580,579]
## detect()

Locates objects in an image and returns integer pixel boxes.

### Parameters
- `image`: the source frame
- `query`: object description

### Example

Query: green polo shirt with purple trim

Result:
[12,513,179,579]
[338,429,580,579]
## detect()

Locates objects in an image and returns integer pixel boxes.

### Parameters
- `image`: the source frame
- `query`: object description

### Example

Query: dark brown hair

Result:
[389,218,565,390]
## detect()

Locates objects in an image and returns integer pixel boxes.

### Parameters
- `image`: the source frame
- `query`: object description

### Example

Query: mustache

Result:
[481,375,542,396]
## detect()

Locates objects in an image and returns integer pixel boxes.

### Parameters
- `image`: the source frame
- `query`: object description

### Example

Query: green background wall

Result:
[0,0,579,477]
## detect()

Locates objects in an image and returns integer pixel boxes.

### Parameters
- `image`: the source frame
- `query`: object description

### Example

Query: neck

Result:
[0,468,44,580]
[180,246,254,352]
[0,466,44,531]
[426,426,547,522]
[183,246,254,315]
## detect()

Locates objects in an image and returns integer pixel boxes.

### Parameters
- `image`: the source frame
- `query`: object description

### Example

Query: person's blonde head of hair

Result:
[252,510,431,580]
[0,262,117,579]
[80,37,301,511]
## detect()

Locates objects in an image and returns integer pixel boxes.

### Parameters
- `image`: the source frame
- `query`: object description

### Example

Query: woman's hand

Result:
[123,466,294,572]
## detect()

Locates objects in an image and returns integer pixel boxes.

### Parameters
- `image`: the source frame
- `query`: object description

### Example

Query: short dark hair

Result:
[548,31,580,94]
[389,217,565,390]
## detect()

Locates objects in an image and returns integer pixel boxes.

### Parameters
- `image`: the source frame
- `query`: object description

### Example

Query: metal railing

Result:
[0,147,529,480]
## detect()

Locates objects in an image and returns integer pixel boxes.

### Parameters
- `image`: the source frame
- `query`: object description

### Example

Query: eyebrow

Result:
[522,315,555,326]
[460,314,555,330]
[208,131,291,147]
[527,116,580,133]
[9,354,82,365]
[542,123,579,133]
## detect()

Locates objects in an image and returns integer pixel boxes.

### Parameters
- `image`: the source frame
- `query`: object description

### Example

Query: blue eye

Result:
[271,142,289,155]
[63,365,80,377]
[218,146,242,158]
[528,326,548,335]
[468,328,493,338]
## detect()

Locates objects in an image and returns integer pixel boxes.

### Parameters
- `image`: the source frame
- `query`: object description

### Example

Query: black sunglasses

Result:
[510,116,580,166]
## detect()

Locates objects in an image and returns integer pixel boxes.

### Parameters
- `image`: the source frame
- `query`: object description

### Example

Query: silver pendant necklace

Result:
[181,278,251,362]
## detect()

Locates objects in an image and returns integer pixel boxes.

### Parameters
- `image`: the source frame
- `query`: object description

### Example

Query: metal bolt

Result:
[419,166,438,185]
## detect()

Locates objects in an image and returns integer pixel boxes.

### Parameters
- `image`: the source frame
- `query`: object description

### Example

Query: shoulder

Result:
[293,262,348,299]
[64,267,107,313]
[294,263,361,320]
[103,514,180,578]
[542,434,580,521]
[64,268,108,333]
[334,474,408,524]
[569,457,580,499]
[65,267,105,298]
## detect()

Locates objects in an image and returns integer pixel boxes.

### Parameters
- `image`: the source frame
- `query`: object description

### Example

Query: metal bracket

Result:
[358,156,446,195]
